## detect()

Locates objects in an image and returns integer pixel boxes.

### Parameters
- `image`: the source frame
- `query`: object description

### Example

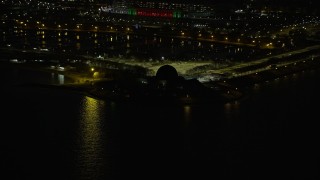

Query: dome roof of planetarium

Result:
[155,65,178,80]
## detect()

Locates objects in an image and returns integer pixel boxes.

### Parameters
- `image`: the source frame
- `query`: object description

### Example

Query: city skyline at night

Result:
[1,0,320,179]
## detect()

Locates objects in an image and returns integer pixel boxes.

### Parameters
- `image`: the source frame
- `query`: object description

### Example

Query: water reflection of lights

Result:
[77,96,106,178]
[224,101,239,110]
[50,73,65,84]
[183,105,191,125]
[224,101,240,119]
[58,74,64,84]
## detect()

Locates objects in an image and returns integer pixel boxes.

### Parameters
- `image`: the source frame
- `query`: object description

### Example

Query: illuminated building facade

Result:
[127,8,181,18]
[109,0,213,18]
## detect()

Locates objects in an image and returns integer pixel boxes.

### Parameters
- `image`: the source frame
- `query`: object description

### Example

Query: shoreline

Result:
[203,56,320,104]
[2,48,320,105]
[0,60,105,84]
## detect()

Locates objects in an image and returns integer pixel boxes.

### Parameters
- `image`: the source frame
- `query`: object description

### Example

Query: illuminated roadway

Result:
[203,45,320,79]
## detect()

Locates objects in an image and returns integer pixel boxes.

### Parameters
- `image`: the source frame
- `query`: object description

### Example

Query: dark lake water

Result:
[0,28,272,62]
[1,63,319,180]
